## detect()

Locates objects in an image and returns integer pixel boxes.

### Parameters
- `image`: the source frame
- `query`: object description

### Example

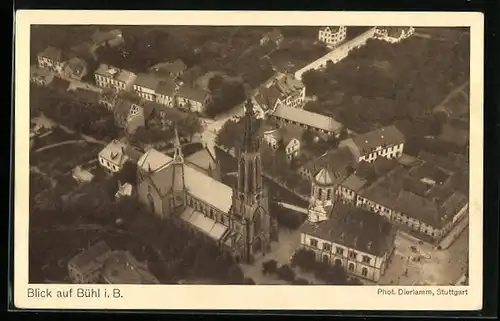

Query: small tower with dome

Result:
[307,166,341,222]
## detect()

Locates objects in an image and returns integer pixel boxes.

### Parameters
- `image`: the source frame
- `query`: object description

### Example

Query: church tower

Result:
[170,126,185,209]
[231,99,278,264]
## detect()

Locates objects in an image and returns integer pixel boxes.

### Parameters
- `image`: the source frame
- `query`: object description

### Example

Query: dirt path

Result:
[33,140,86,153]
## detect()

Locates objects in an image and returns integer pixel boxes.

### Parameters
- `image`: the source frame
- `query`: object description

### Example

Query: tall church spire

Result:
[242,99,260,154]
[173,125,184,163]
[236,99,262,201]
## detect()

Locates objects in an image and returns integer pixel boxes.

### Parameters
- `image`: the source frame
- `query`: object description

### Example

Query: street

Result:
[379,225,469,285]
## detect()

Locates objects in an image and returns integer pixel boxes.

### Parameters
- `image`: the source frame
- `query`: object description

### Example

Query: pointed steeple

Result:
[173,125,184,163]
[241,99,259,154]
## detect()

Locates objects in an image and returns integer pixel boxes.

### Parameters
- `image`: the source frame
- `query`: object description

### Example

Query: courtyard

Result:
[379,225,469,286]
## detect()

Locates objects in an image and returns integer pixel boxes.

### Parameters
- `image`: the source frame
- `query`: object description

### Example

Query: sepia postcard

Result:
[14,10,483,310]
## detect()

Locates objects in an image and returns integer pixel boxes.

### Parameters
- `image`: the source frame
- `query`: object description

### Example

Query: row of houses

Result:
[94,62,211,114]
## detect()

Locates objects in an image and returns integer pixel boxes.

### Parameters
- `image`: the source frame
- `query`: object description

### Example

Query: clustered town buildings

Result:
[32,25,468,284]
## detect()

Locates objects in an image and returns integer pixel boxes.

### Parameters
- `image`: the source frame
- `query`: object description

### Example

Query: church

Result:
[135,100,279,263]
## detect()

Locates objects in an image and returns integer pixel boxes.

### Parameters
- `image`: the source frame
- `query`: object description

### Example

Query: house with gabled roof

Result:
[102,251,159,284]
[318,26,347,47]
[37,46,67,73]
[175,85,211,113]
[91,29,124,48]
[30,65,54,86]
[113,99,151,134]
[338,125,406,163]
[149,59,187,78]
[94,64,137,92]
[62,57,88,81]
[67,241,112,284]
[253,74,306,114]
[98,139,144,173]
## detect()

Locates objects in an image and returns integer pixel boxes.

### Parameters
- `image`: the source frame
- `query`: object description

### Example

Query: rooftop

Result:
[134,73,163,90]
[301,146,356,178]
[273,104,343,133]
[68,241,112,274]
[98,139,142,167]
[320,26,343,34]
[184,164,232,213]
[341,125,405,157]
[38,46,63,61]
[301,203,396,257]
[341,174,367,192]
[149,59,187,76]
[64,57,87,74]
[95,64,137,84]
[155,78,176,96]
[177,85,209,103]
[102,251,159,284]
[137,148,173,173]
[179,207,228,241]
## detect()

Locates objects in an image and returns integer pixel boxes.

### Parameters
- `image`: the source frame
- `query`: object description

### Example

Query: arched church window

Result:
[318,188,323,199]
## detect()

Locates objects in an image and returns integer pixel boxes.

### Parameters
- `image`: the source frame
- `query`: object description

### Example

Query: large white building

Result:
[300,203,397,282]
[318,26,347,47]
[339,125,405,163]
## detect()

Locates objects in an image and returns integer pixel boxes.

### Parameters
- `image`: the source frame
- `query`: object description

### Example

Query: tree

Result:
[205,80,246,118]
[116,161,138,185]
[215,119,244,150]
[291,248,316,271]
[177,114,202,142]
[276,208,306,230]
[262,259,278,274]
[276,264,296,282]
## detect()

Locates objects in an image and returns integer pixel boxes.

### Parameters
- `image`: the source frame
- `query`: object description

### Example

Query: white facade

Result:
[37,56,64,73]
[358,143,404,163]
[374,27,415,44]
[133,84,156,102]
[94,69,137,92]
[285,138,300,160]
[318,26,347,47]
[156,93,174,107]
[300,232,391,282]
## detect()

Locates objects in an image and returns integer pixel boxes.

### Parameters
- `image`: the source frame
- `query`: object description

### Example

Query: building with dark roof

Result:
[37,46,67,72]
[339,125,405,163]
[253,74,306,114]
[149,59,187,78]
[62,57,88,81]
[67,241,112,284]
[175,85,211,113]
[102,251,159,284]
[300,203,396,282]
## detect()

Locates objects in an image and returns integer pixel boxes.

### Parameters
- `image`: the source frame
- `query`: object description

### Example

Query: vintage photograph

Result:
[14,10,484,311]
[27,23,470,287]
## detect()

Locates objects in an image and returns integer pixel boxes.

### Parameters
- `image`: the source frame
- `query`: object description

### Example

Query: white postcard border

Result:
[14,10,484,310]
